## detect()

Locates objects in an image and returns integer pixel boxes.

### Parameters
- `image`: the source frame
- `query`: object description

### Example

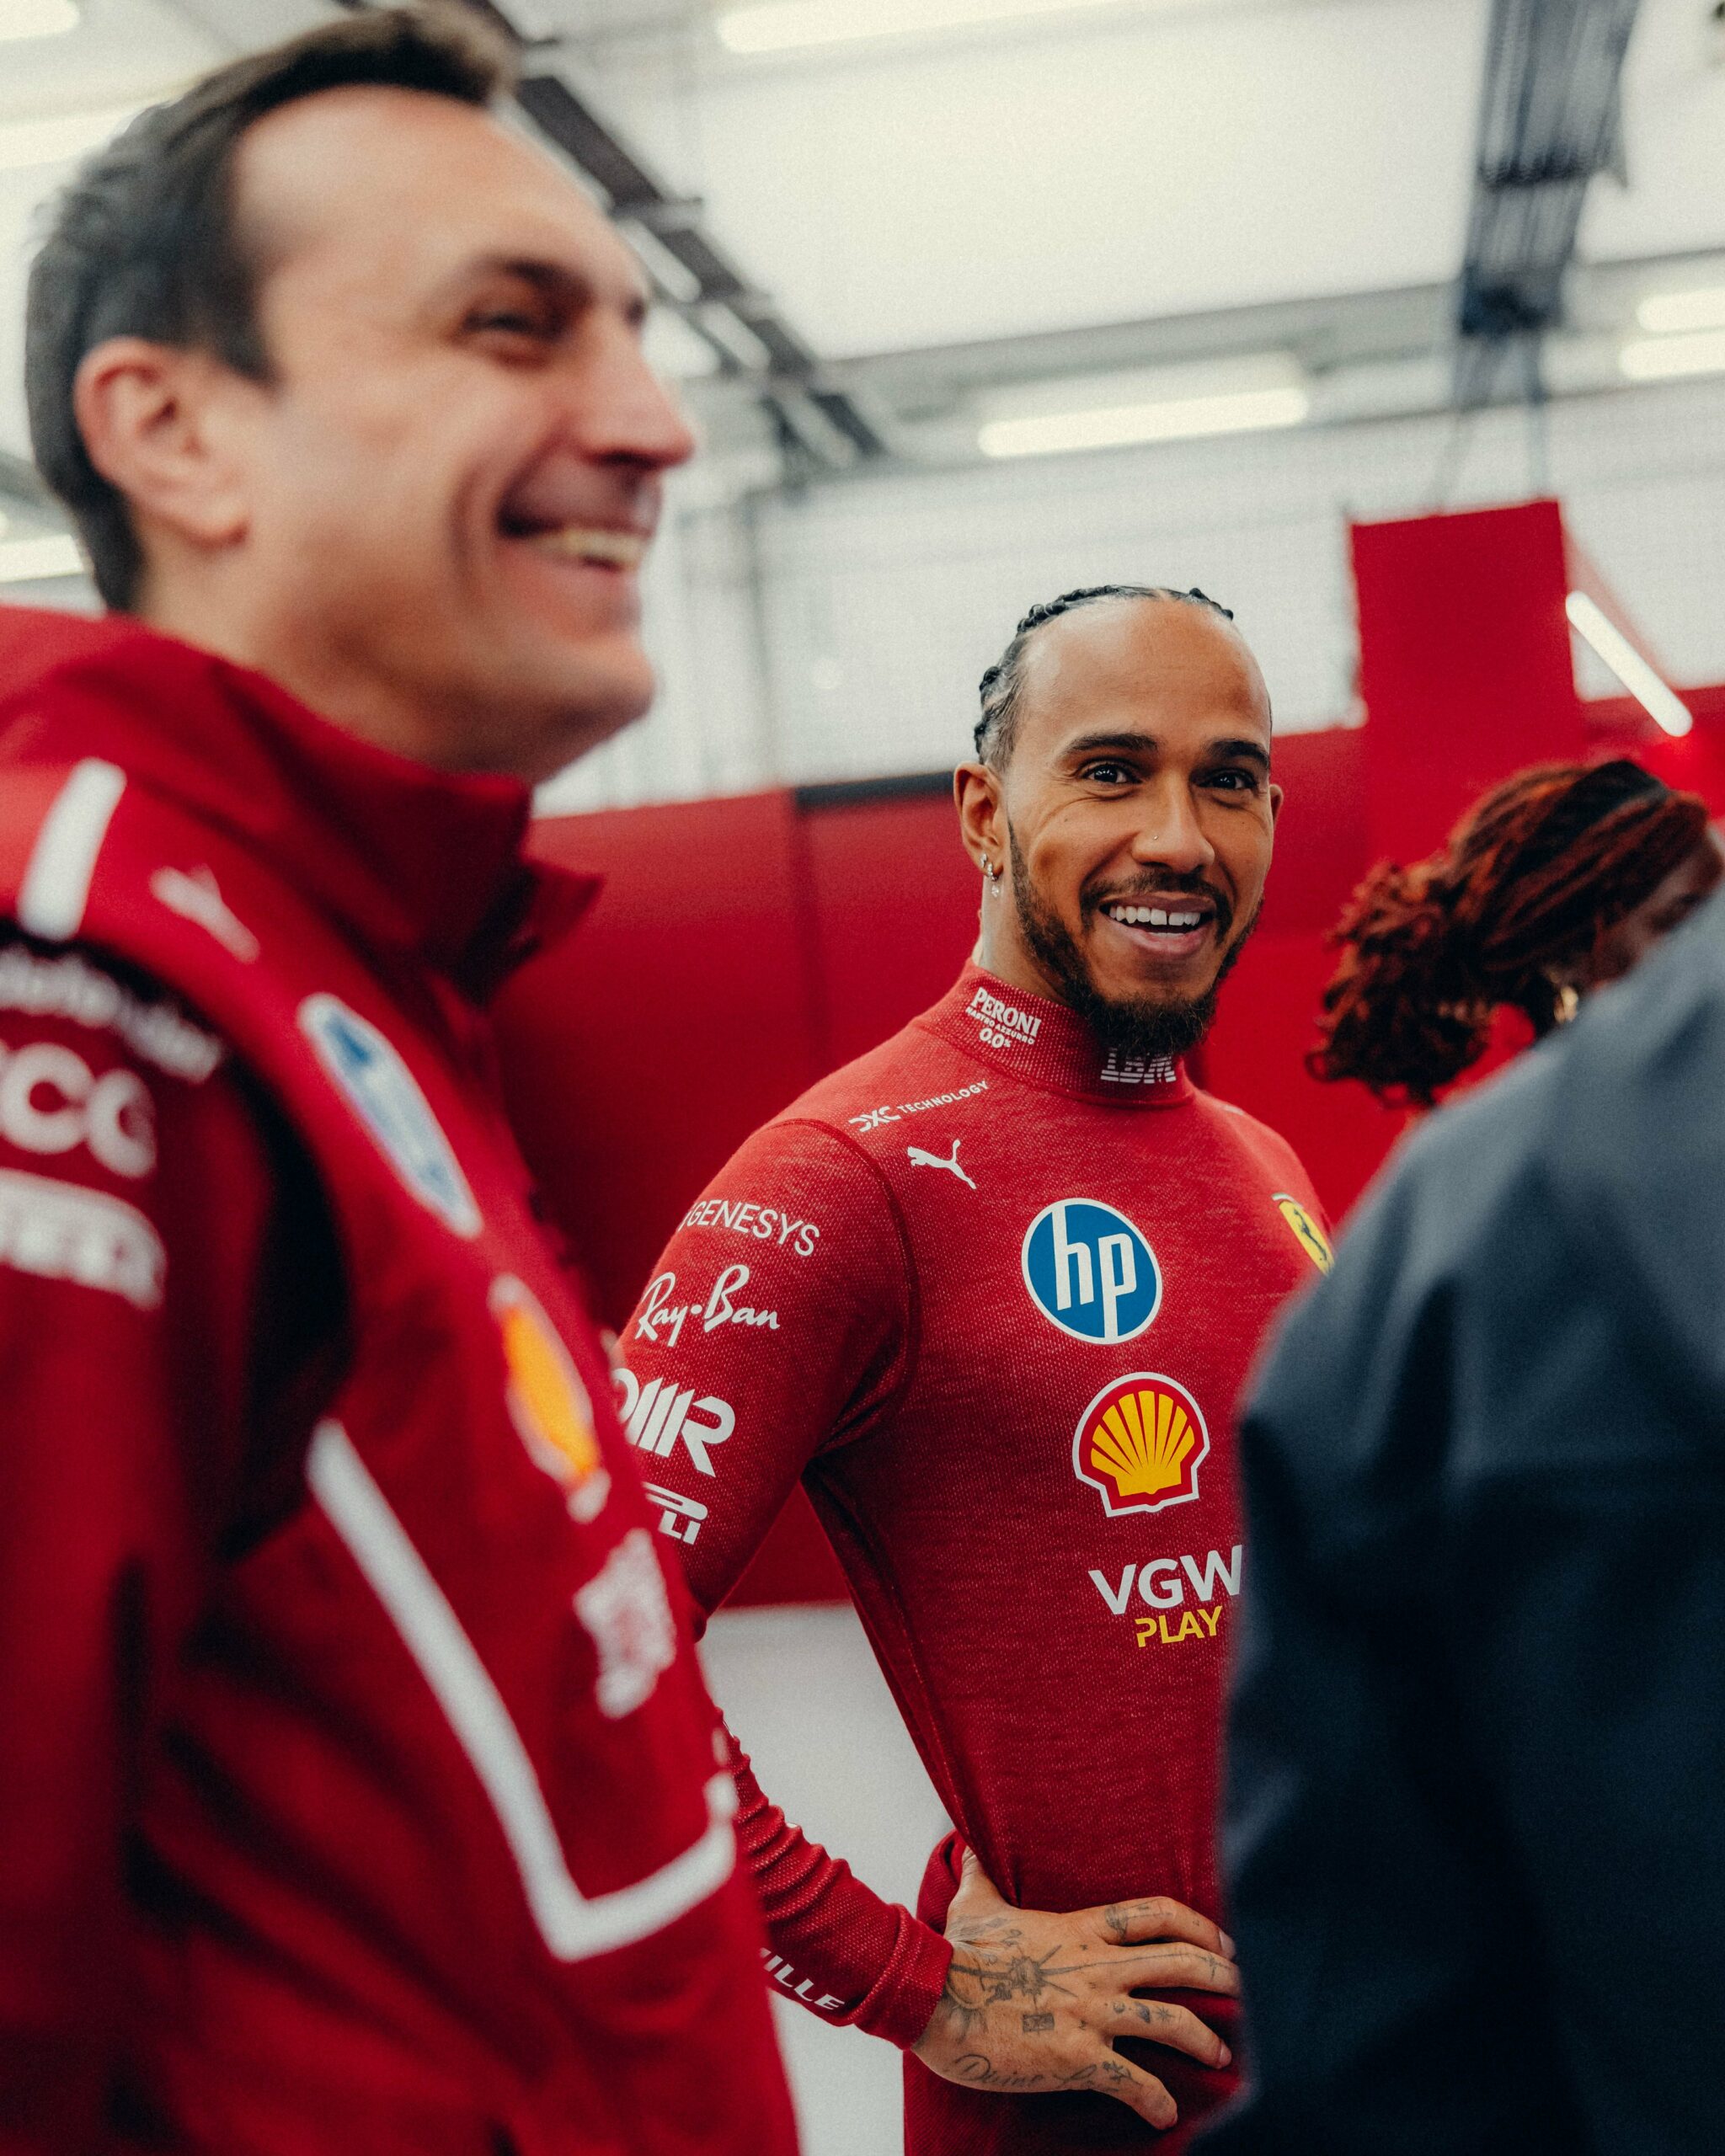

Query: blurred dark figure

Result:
[1310,758,1719,1107]
[1204,888,1725,2156]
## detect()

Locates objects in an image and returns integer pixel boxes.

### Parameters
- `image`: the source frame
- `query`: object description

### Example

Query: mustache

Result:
[1081,874,1235,939]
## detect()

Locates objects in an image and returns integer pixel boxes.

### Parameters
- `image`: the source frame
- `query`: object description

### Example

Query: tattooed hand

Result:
[911,1847,1238,2129]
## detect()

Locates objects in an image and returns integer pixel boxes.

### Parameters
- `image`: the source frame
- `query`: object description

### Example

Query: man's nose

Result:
[566,316,697,474]
[1129,778,1216,877]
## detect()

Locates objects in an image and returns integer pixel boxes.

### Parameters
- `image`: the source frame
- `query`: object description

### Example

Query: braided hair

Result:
[974,584,1235,767]
[1311,760,1712,1107]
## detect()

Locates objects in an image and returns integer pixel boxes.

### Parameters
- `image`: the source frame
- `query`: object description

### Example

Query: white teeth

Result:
[523,526,648,568]
[1107,903,1208,931]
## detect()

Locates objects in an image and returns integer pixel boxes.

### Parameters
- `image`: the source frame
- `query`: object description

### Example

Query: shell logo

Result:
[1273,1193,1332,1274]
[1072,1373,1210,1519]
[490,1275,611,1524]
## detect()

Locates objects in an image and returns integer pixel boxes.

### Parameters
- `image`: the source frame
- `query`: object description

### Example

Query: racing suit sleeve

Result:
[0,945,323,2153]
[614,1118,953,2050]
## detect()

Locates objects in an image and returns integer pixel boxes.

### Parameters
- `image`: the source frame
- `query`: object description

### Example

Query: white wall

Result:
[700,1604,952,2156]
[542,368,1725,812]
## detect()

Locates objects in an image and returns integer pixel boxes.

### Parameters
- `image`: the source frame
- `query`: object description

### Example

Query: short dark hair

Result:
[973,584,1236,768]
[26,4,516,609]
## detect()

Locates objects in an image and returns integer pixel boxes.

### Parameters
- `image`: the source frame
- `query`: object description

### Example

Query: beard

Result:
[1008,829,1259,1063]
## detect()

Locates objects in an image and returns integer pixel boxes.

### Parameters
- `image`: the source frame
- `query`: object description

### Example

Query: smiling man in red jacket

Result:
[0,11,795,2153]
[617,584,1333,2152]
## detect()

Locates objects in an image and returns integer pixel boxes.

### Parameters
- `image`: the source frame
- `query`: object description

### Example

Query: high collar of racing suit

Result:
[922,962,1196,1107]
[0,606,598,1004]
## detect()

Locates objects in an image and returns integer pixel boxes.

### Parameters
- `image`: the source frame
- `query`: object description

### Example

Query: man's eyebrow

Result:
[440,253,638,315]
[1062,730,1160,758]
[1061,729,1272,771]
[1208,736,1273,771]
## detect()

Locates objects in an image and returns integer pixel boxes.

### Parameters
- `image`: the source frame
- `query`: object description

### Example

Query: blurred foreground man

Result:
[620,585,1333,2151]
[0,13,795,2153]
[1209,896,1725,2156]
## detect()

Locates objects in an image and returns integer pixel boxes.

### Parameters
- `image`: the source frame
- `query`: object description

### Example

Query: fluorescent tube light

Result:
[0,0,79,43]
[0,533,83,584]
[0,104,137,174]
[719,0,1126,55]
[1619,328,1725,383]
[1565,591,1692,738]
[980,383,1308,460]
[1636,286,1725,337]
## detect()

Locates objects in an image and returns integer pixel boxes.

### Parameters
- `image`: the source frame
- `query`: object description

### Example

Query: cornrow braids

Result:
[974,584,1236,767]
[1310,760,1712,1107]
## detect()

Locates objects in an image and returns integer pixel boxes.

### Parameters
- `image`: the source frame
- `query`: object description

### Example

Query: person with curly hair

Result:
[1309,759,1721,1107]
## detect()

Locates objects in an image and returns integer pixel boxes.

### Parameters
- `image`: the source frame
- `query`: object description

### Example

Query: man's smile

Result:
[515,524,648,569]
[1087,884,1231,971]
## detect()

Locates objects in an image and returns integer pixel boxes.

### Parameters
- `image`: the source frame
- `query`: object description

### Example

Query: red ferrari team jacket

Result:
[0,610,797,2156]
[618,967,1331,2153]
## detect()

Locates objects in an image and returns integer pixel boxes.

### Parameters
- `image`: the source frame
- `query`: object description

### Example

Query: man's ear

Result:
[1268,781,1284,827]
[72,336,255,557]
[954,760,1006,875]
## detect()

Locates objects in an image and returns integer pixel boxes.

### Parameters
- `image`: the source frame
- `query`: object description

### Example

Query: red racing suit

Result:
[617,964,1330,2153]
[0,609,796,2156]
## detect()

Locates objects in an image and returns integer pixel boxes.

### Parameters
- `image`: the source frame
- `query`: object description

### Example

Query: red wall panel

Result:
[798,782,980,1065]
[1355,499,1584,866]
[1256,725,1368,937]
[1200,930,1409,1222]
[502,789,821,1330]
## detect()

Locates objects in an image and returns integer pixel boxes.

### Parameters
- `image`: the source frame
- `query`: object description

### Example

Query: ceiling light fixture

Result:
[718,0,1135,56]
[980,382,1308,460]
[0,0,80,44]
[1635,285,1725,337]
[1565,591,1692,738]
[0,533,83,584]
[1619,328,1725,383]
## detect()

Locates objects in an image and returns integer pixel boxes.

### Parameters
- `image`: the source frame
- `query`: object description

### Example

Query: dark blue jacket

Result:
[1206,892,1725,2156]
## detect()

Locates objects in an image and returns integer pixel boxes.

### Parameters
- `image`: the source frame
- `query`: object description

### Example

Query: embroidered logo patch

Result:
[1073,1373,1210,1519]
[574,1529,678,1721]
[0,1166,164,1310]
[492,1275,610,1523]
[300,993,481,1236]
[1274,1193,1332,1273]
[1022,1198,1161,1342]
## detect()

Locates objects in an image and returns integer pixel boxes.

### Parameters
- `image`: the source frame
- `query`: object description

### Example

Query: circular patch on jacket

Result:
[1022,1198,1161,1342]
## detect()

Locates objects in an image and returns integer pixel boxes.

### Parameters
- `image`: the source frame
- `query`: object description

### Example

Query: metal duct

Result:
[1455,0,1642,406]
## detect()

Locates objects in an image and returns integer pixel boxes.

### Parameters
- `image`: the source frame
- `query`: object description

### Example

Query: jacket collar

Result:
[921,963,1194,1107]
[0,608,596,1001]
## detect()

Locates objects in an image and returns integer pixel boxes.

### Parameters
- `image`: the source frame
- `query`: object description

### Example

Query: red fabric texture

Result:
[617,964,1329,2151]
[0,609,795,2156]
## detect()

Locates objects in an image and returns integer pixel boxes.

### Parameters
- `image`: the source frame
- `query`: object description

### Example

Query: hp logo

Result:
[1022,1198,1161,1344]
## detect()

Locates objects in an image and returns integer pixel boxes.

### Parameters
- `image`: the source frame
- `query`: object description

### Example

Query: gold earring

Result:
[1554,982,1580,1025]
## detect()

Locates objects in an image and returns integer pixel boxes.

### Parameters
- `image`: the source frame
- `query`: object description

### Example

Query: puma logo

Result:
[151,866,259,963]
[907,1139,975,1189]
